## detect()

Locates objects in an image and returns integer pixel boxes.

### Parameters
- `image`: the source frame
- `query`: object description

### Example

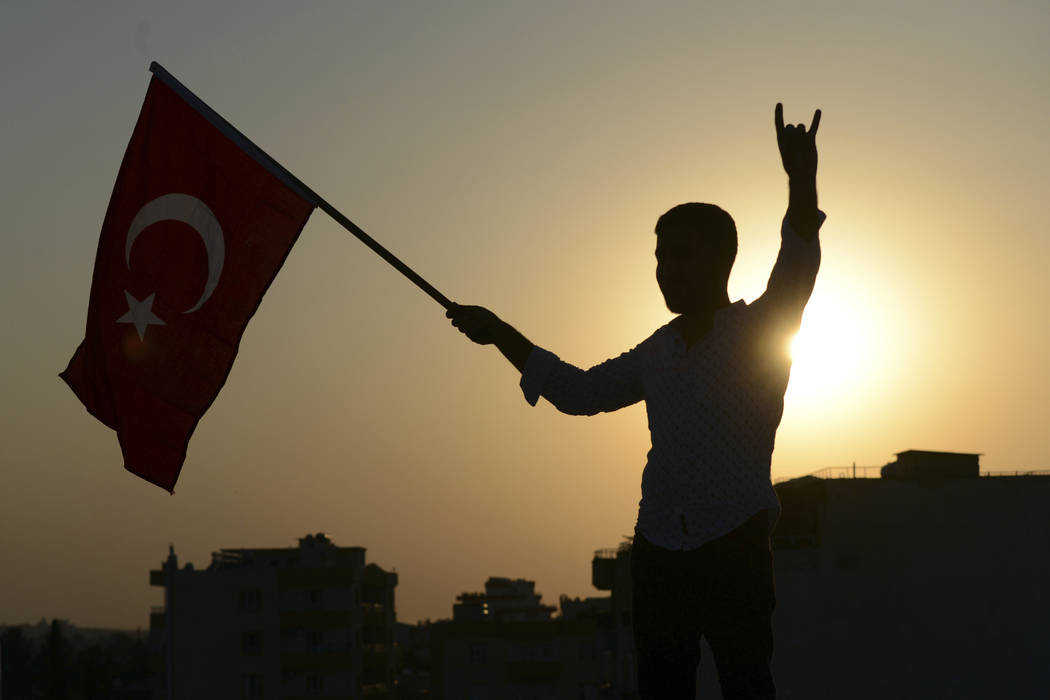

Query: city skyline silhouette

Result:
[7,455,1047,698]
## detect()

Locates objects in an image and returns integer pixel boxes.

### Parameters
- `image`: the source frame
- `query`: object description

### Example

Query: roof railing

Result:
[981,469,1050,477]
[775,466,1050,484]
[774,466,880,483]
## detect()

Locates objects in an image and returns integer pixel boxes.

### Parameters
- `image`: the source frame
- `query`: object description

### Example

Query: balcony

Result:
[280,610,353,628]
[281,652,354,672]
[592,550,617,591]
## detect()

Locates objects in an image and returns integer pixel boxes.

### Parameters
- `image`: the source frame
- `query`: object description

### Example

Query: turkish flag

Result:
[61,74,315,492]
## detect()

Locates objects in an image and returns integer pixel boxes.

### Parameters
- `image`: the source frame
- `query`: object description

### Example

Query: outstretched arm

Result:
[775,102,821,241]
[446,303,644,414]
[446,304,534,373]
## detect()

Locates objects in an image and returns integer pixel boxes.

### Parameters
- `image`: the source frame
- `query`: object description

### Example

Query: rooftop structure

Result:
[880,449,981,479]
[452,577,557,624]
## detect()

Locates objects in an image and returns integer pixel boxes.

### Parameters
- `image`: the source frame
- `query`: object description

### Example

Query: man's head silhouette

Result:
[655,203,737,314]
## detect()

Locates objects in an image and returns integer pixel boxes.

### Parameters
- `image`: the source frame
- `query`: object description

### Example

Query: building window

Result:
[468,642,487,666]
[362,585,383,605]
[310,630,325,652]
[241,631,262,655]
[308,589,323,608]
[239,588,262,612]
[623,650,636,688]
[306,673,324,696]
[543,643,553,660]
[281,669,300,686]
[599,650,613,682]
[363,625,387,646]
[239,673,262,698]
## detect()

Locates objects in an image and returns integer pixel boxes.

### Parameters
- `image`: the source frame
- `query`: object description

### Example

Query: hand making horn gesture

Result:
[775,102,821,180]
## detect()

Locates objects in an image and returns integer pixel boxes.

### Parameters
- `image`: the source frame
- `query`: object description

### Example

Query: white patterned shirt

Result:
[520,213,824,550]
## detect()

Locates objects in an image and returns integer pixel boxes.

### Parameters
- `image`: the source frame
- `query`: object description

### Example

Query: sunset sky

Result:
[2,1,1048,630]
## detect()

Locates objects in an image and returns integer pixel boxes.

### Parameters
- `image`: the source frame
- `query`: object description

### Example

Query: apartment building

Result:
[149,532,397,699]
[431,576,623,700]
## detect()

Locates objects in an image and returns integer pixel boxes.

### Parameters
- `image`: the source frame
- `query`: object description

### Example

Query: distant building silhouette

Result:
[395,620,434,699]
[590,540,637,696]
[0,619,151,699]
[769,451,1050,699]
[149,533,397,699]
[430,565,635,700]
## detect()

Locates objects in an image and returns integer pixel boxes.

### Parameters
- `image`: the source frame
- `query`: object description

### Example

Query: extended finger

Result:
[775,103,784,134]
[809,109,821,136]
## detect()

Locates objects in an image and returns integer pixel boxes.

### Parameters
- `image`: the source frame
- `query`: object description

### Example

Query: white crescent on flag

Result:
[124,192,226,315]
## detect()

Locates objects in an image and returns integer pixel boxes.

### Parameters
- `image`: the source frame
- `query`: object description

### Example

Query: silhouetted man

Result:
[447,103,823,699]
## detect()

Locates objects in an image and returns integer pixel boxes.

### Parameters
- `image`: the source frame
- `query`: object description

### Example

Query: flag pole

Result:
[148,62,453,310]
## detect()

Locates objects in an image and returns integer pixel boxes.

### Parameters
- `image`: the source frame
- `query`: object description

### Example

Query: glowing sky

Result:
[2,1,1048,629]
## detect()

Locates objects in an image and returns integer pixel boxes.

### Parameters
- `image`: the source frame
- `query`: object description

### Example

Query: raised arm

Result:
[775,102,821,241]
[756,104,824,328]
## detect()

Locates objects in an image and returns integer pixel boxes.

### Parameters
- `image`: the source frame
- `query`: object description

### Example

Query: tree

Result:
[43,619,71,700]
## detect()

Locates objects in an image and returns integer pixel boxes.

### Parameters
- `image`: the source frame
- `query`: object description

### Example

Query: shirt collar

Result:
[663,299,747,340]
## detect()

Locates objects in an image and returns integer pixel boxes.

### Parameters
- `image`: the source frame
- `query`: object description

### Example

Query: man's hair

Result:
[655,203,738,276]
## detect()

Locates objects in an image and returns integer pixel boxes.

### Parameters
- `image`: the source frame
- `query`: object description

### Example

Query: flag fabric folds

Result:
[61,73,315,492]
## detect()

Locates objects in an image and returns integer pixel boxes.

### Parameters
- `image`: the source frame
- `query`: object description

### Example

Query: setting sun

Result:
[786,287,882,409]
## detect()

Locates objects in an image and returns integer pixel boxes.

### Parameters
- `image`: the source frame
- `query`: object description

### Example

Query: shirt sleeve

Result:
[519,344,644,415]
[752,211,825,327]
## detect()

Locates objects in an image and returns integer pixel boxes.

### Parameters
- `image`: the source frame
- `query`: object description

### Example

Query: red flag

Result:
[61,67,316,492]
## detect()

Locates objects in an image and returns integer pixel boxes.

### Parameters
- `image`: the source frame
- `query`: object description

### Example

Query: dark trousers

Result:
[631,511,777,699]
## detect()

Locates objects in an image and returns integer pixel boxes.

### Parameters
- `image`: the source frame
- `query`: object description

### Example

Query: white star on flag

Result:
[116,290,166,340]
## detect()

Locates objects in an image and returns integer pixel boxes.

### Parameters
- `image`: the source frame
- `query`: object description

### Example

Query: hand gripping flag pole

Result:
[62,63,451,492]
[148,62,453,310]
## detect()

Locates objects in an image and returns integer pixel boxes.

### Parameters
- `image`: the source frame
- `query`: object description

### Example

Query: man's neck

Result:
[673,295,732,350]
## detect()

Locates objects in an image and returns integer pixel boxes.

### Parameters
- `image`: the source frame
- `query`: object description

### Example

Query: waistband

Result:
[634,509,769,554]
